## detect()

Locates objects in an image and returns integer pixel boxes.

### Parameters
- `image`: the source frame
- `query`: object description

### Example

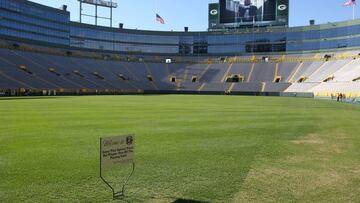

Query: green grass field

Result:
[0,95,360,202]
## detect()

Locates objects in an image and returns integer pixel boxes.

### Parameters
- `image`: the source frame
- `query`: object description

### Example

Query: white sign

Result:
[100,135,134,168]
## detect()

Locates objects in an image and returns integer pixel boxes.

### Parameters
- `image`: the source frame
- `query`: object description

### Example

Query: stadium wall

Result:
[2,0,360,56]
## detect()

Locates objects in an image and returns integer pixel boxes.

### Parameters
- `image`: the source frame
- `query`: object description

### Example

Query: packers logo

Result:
[210,9,218,16]
[278,4,287,11]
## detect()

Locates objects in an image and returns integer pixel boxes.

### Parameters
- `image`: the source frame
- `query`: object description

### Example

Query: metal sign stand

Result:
[100,138,135,200]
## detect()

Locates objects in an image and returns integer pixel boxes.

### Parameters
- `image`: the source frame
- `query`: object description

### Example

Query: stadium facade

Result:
[2,0,360,55]
[0,0,359,98]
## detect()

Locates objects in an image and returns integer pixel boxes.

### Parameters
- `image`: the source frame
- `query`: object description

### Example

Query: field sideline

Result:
[0,95,359,202]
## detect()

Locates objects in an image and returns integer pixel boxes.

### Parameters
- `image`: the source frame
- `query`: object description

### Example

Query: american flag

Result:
[344,0,356,6]
[156,14,165,24]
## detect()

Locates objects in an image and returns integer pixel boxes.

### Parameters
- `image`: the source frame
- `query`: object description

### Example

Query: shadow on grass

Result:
[0,96,71,101]
[172,198,209,203]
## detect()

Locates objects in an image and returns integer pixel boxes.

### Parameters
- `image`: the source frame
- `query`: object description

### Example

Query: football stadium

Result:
[0,0,360,202]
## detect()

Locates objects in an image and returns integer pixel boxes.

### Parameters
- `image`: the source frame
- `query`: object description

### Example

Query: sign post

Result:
[100,135,135,199]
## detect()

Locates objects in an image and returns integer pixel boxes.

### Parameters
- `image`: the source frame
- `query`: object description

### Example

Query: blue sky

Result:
[29,0,358,31]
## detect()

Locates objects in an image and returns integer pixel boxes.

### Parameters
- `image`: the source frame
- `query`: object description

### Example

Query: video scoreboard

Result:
[209,0,289,30]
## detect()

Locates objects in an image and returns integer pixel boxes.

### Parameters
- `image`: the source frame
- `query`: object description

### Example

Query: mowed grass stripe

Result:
[0,95,359,202]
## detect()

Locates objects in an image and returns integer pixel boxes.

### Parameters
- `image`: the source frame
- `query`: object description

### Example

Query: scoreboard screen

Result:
[219,0,288,27]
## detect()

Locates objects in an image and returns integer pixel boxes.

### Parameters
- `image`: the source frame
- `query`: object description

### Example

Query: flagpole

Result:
[353,4,355,20]
[156,0,158,13]
[155,0,158,25]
